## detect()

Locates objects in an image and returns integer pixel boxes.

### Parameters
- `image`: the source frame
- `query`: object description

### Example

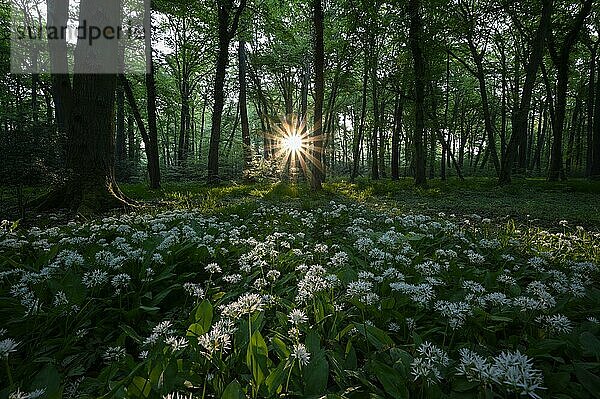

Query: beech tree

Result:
[207,0,246,182]
[36,0,132,213]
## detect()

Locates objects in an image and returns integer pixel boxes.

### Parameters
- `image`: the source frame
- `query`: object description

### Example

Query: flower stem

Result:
[285,362,294,393]
[5,358,14,388]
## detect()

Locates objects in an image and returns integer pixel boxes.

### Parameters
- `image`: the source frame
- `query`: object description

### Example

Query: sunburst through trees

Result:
[265,115,323,183]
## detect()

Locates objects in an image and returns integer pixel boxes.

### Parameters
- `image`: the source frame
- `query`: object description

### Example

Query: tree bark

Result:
[586,42,598,176]
[391,92,403,180]
[207,0,246,182]
[311,0,324,190]
[115,81,126,167]
[238,40,252,177]
[565,90,582,174]
[145,53,161,189]
[409,0,427,187]
[499,0,552,184]
[547,0,593,181]
[351,49,369,180]
[591,52,600,178]
[34,0,131,213]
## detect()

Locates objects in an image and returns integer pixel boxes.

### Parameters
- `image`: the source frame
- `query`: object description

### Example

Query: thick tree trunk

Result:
[409,0,427,187]
[115,81,127,167]
[128,112,135,162]
[565,91,582,174]
[34,0,131,213]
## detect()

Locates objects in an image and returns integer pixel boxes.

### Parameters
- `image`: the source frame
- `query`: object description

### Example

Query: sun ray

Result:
[263,114,324,181]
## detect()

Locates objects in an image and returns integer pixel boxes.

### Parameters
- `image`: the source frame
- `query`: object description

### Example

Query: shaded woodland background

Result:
[1,0,600,209]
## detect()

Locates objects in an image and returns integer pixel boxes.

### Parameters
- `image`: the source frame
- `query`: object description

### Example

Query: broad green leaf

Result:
[30,365,60,399]
[222,379,244,399]
[353,323,395,350]
[194,300,213,331]
[120,324,143,344]
[246,330,269,388]
[580,332,600,357]
[304,331,329,395]
[271,336,290,360]
[574,364,600,398]
[128,376,151,398]
[139,305,160,313]
[265,361,287,396]
[371,360,408,399]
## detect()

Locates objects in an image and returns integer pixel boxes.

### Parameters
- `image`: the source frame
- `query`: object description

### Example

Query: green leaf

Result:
[128,376,151,398]
[265,361,287,396]
[574,364,600,398]
[222,379,244,399]
[371,360,409,399]
[271,337,290,360]
[304,331,329,395]
[452,378,480,393]
[187,323,205,337]
[246,330,269,388]
[139,305,160,313]
[151,284,179,306]
[194,300,213,330]
[30,365,60,399]
[488,314,513,323]
[353,323,395,350]
[381,297,395,310]
[580,332,600,357]
[344,341,357,370]
[120,324,143,344]
[390,348,412,380]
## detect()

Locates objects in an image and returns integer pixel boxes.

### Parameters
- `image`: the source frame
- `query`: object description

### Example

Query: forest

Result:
[1,0,600,398]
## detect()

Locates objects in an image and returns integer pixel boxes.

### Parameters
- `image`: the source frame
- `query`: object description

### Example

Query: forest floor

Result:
[2,177,600,228]
[2,177,600,398]
[118,177,600,229]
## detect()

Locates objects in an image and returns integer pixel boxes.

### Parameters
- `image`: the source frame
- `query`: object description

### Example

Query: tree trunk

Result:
[128,112,135,162]
[547,0,593,181]
[145,53,161,189]
[115,80,126,166]
[591,53,600,178]
[409,0,427,187]
[238,40,252,176]
[351,51,369,180]
[208,0,246,182]
[391,92,403,180]
[311,0,324,190]
[467,39,500,177]
[585,43,598,176]
[178,88,190,165]
[565,91,582,174]
[34,0,131,213]
[47,0,71,168]
[499,0,552,184]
